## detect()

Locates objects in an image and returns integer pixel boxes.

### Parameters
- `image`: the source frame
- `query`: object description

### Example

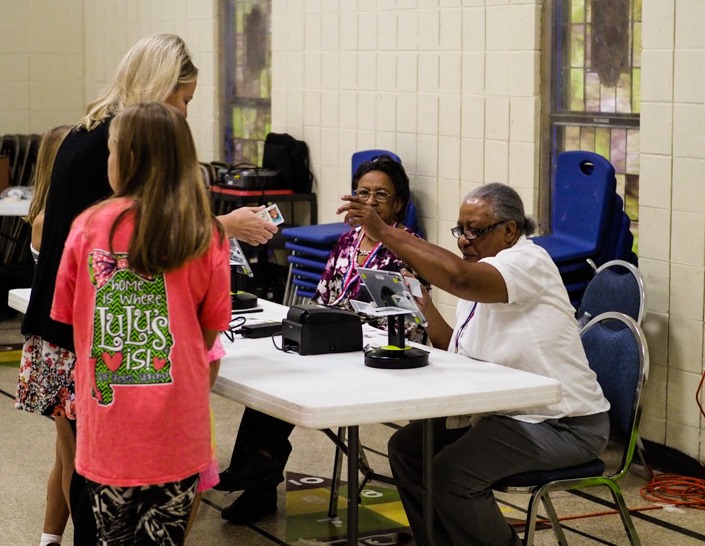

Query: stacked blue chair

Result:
[531,151,636,306]
[281,222,348,306]
[281,149,412,305]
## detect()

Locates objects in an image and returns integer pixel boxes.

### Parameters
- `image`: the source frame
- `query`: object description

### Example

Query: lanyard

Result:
[453,301,478,353]
[331,227,388,306]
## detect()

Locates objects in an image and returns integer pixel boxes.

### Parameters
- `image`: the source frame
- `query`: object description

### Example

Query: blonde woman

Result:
[17,34,274,546]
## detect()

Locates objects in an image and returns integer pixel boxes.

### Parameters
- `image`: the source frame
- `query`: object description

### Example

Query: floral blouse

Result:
[312,225,428,342]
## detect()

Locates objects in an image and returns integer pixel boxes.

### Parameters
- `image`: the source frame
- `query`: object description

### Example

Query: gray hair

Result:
[464,183,537,236]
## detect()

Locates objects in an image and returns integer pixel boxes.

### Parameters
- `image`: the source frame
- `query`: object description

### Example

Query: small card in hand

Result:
[256,203,284,225]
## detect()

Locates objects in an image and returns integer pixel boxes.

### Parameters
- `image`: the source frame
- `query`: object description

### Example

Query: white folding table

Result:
[0,199,30,217]
[8,287,31,314]
[216,300,562,545]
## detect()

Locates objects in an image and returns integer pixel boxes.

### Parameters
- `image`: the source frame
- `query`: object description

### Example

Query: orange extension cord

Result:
[640,473,705,510]
[548,474,705,525]
[636,368,705,510]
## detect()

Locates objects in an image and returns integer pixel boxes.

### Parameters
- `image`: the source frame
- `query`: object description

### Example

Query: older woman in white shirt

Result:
[339,182,609,546]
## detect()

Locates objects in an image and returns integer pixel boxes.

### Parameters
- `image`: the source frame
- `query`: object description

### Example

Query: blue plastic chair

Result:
[351,149,402,175]
[494,312,649,545]
[559,194,636,304]
[555,193,625,277]
[281,224,349,305]
[532,151,617,263]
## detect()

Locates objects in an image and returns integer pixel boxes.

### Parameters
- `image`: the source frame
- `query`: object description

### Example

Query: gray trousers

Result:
[388,412,610,546]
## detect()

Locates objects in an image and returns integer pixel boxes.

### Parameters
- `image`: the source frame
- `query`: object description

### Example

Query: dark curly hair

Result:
[351,154,410,219]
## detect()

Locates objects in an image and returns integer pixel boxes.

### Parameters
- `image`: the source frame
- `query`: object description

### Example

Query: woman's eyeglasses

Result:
[355,189,395,203]
[451,221,507,240]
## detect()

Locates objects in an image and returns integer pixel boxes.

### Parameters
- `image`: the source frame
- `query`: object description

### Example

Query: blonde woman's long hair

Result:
[107,102,222,276]
[81,34,198,130]
[26,125,72,225]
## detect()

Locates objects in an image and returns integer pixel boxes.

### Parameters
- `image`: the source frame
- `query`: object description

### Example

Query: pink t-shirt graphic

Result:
[88,249,175,406]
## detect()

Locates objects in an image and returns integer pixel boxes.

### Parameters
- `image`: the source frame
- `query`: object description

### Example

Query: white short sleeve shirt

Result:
[449,236,610,424]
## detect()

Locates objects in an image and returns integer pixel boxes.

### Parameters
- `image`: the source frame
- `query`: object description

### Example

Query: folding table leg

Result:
[328,427,346,517]
[423,419,437,546]
[347,426,359,545]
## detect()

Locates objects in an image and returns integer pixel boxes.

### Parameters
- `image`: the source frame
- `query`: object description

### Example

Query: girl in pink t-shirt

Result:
[51,102,230,545]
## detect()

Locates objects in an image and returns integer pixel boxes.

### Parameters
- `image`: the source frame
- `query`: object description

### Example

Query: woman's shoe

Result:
[214,451,284,492]
[221,488,277,524]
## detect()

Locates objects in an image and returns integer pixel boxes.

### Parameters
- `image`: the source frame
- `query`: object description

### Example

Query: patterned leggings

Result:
[86,474,199,546]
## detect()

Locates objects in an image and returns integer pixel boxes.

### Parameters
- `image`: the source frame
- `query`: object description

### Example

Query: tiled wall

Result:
[271,0,543,322]
[0,0,84,132]
[0,0,220,160]
[273,0,705,463]
[639,0,705,461]
[1,0,704,463]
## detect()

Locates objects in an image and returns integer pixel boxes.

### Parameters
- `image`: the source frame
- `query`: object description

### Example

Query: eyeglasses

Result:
[451,221,507,240]
[355,189,396,203]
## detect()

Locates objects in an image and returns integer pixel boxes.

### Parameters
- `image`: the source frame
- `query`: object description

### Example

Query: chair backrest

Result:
[0,134,21,184]
[593,193,626,266]
[351,149,402,177]
[550,151,616,251]
[580,312,649,475]
[199,162,217,188]
[577,260,645,326]
[16,133,41,187]
[614,213,635,264]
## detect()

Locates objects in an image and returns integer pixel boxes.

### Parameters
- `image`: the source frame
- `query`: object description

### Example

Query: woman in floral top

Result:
[313,154,427,341]
[215,155,428,526]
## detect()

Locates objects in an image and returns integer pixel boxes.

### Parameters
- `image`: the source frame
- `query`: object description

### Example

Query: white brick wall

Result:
[0,0,84,133]
[640,0,705,461]
[0,0,219,160]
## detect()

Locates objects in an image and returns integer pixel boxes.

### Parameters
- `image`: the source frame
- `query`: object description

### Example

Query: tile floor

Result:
[2,312,705,546]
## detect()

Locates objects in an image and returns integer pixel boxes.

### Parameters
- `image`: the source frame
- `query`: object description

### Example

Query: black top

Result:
[22,121,113,351]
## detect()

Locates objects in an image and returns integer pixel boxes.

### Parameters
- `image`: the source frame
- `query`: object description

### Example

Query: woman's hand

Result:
[216,206,277,245]
[337,195,390,240]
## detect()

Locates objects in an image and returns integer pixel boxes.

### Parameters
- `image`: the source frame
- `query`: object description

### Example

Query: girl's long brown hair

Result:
[26,125,72,225]
[108,102,223,276]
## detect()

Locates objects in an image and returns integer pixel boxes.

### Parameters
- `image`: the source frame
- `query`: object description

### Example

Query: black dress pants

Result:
[227,407,295,470]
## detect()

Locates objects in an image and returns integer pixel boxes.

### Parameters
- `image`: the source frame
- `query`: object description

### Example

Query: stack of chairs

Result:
[0,133,41,318]
[281,222,348,306]
[531,151,636,306]
[282,149,413,306]
[1,133,42,188]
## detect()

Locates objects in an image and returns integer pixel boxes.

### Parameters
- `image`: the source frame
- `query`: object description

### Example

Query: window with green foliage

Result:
[543,0,641,251]
[223,0,272,166]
